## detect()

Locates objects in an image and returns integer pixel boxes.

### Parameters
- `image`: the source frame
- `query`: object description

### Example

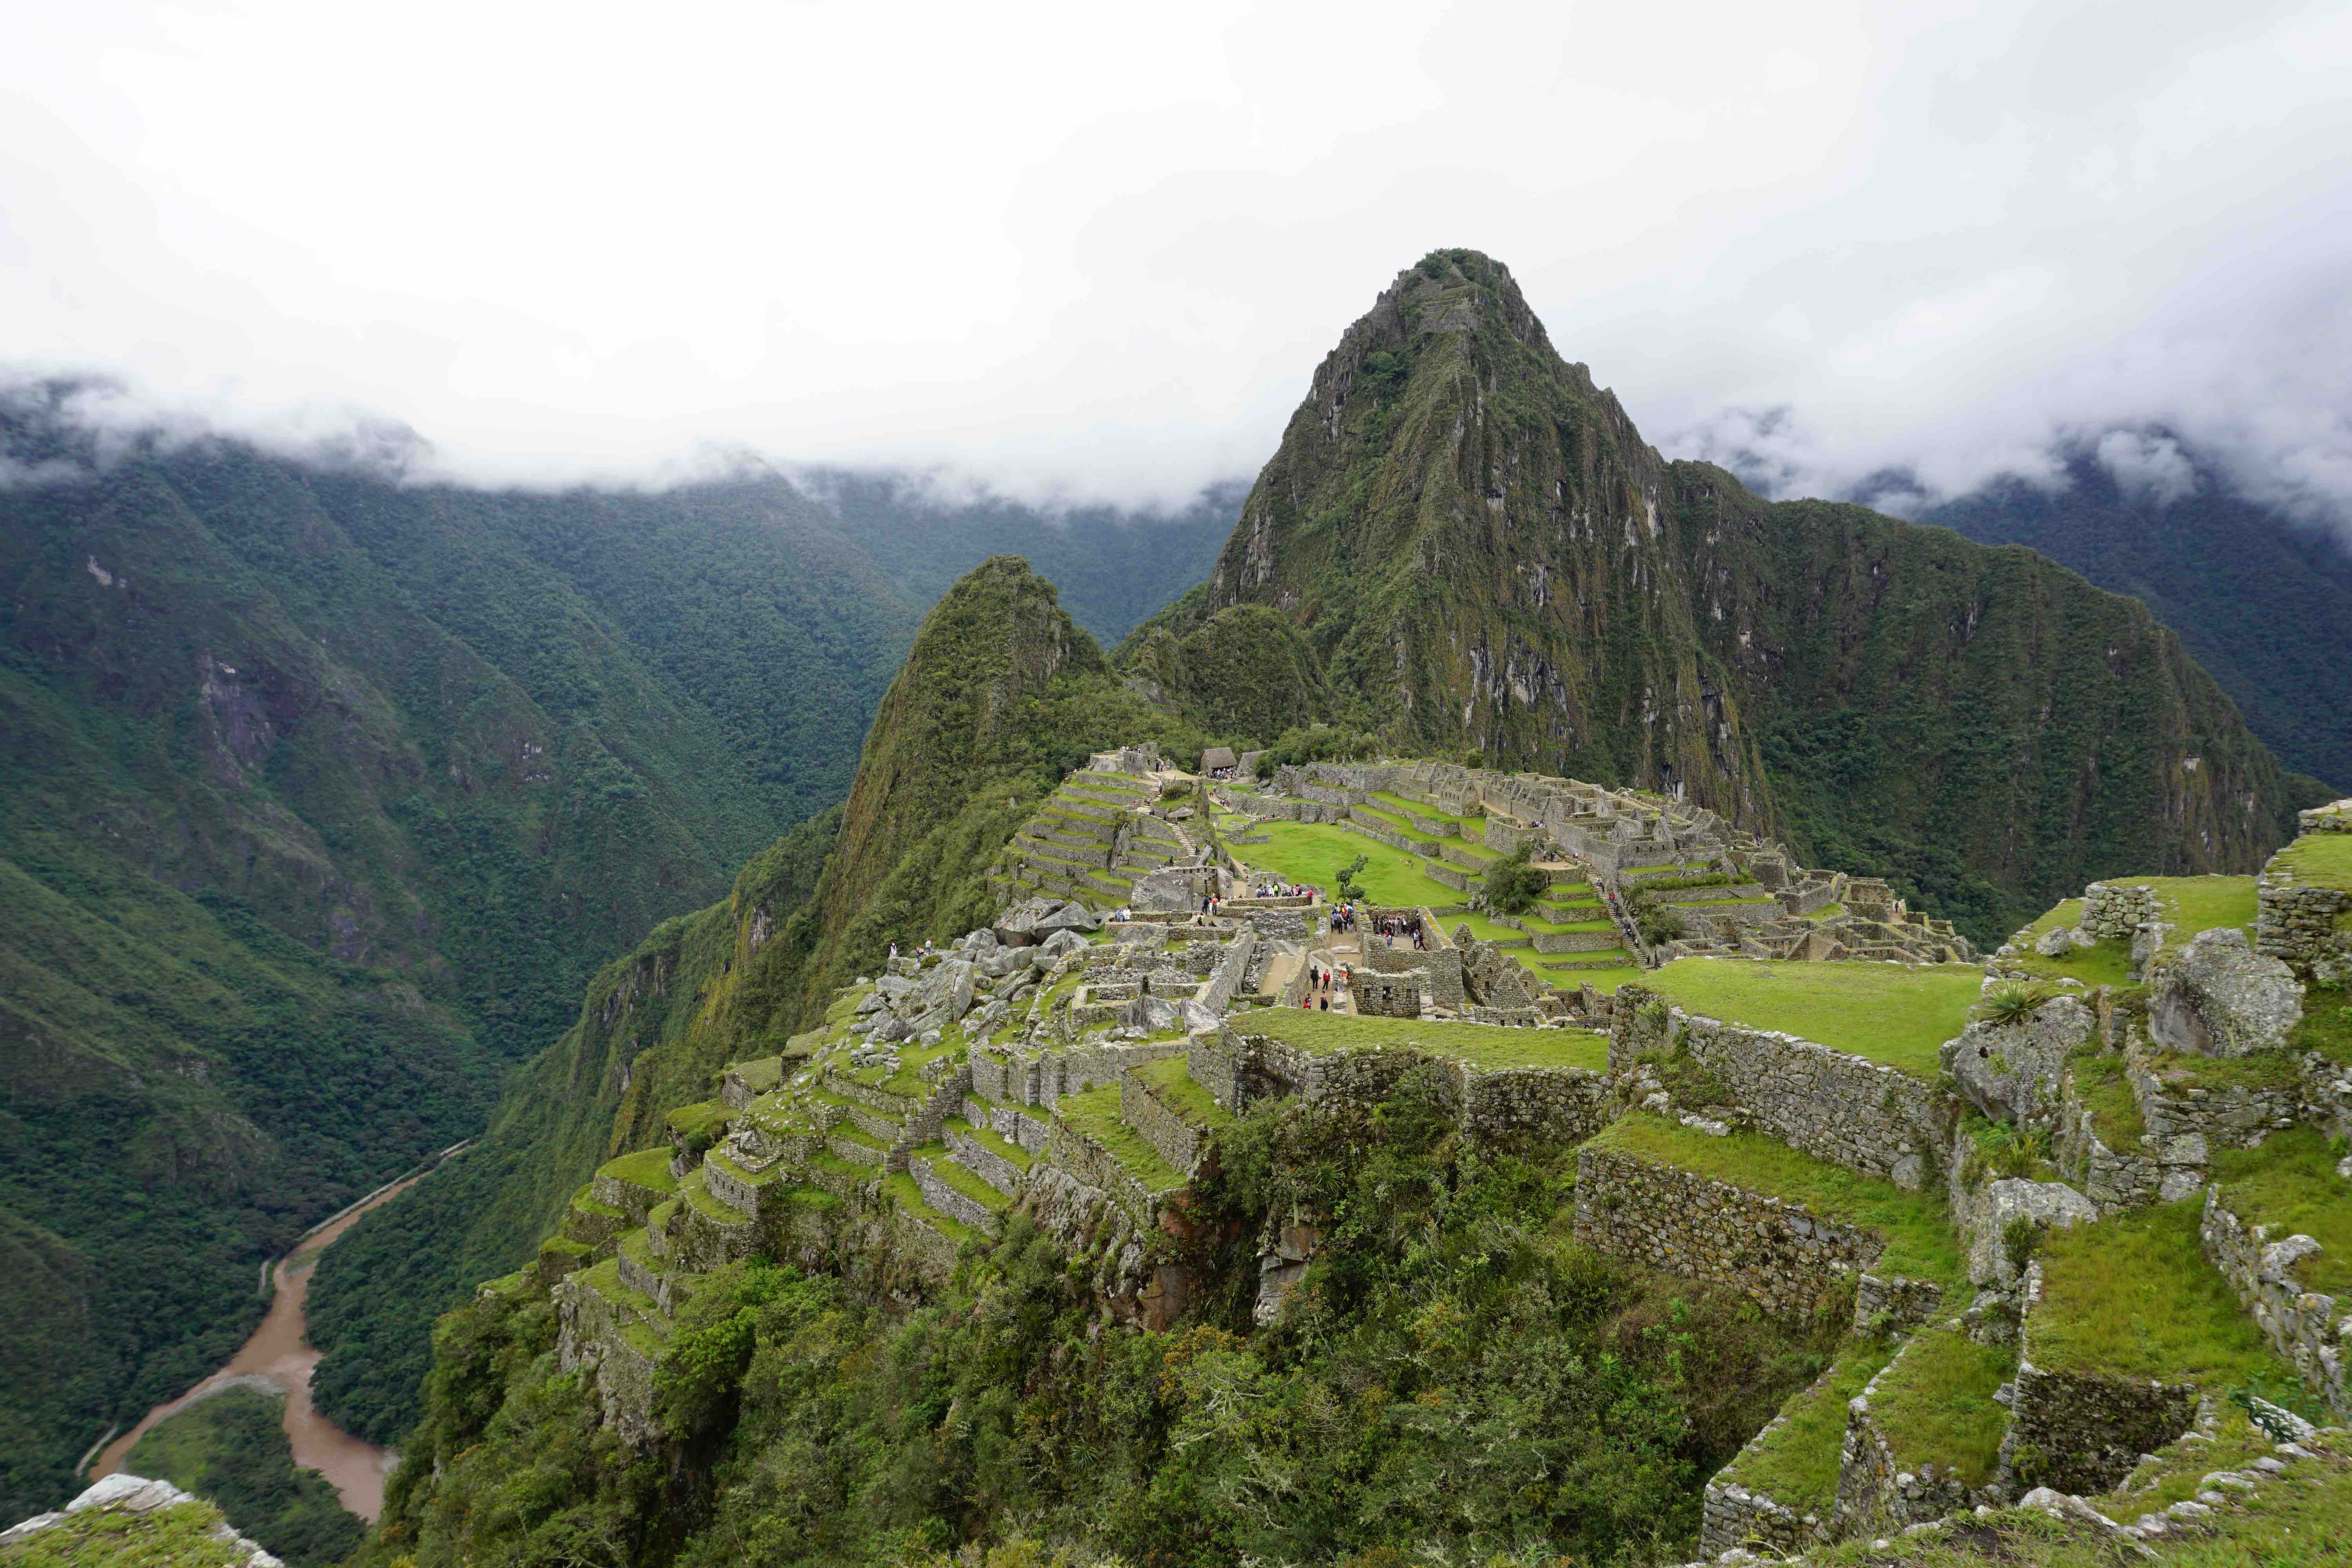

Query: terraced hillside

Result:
[357,743,2352,1568]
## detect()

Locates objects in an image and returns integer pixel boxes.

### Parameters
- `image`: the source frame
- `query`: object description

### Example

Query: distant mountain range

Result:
[1917,454,2352,791]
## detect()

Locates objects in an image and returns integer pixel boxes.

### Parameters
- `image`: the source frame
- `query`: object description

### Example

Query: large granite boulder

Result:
[1037,928,1088,960]
[1036,903,1103,935]
[2033,925,2077,958]
[992,897,1063,946]
[910,959,977,1034]
[2149,927,2303,1057]
[1942,995,2095,1125]
[1958,1177,2098,1283]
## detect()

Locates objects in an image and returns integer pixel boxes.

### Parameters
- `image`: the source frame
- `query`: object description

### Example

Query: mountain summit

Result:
[1128,249,2321,938]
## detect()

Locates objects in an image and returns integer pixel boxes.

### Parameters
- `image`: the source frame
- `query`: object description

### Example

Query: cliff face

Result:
[1179,249,1769,820]
[1670,476,2308,934]
[1138,249,2320,939]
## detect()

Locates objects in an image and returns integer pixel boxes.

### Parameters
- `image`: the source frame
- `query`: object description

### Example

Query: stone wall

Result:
[1572,1145,1881,1318]
[1199,928,1258,1014]
[2079,882,2158,944]
[1701,1401,1838,1556]
[1855,1273,1947,1335]
[1241,794,1346,825]
[1355,973,1424,1016]
[2256,870,2352,985]
[1612,992,1959,1190]
[1121,1067,1207,1175]
[1210,1024,1607,1147]
[1045,1114,1162,1226]
[2005,1261,2201,1493]
[2200,1186,2349,1421]
[2052,1091,2172,1211]
[909,1153,1003,1237]
[889,1203,963,1278]
[2306,1052,2352,1141]
[1460,1065,1611,1144]
[1187,1031,1241,1109]
[1837,1339,2000,1532]
[701,1154,775,1220]
[2127,1038,2302,1149]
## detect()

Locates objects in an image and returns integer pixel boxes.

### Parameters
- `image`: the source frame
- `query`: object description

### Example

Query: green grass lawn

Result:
[1547,965,1643,993]
[1867,1323,2016,1486]
[882,1170,981,1245]
[2066,1047,2145,1150]
[1054,1084,1186,1191]
[2030,1198,2285,1384]
[599,1147,678,1193]
[1132,1055,1234,1127]
[1371,789,1468,824]
[1239,1007,1610,1072]
[1232,818,1461,908]
[2007,899,2136,988]
[2009,877,2259,988]
[1588,1114,1966,1288]
[2274,828,2352,891]
[1640,958,1982,1078]
[2211,1127,2352,1296]
[1726,1342,1894,1512]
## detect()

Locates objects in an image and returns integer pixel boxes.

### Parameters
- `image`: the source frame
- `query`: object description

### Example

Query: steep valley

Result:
[0,417,1231,1516]
[7,249,2349,1567]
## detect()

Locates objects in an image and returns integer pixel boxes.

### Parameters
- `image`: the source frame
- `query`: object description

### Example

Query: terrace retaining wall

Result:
[1121,1068,1208,1175]
[2003,1261,2201,1494]
[1610,989,1960,1191]
[2256,870,2352,985]
[2200,1186,2350,1421]
[1571,1144,1882,1319]
[1212,1024,1608,1146]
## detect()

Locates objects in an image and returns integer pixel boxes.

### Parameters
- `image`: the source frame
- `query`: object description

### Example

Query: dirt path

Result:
[93,1140,470,1522]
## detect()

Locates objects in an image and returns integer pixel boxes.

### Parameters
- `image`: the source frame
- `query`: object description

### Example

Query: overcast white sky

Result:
[5,0,2350,524]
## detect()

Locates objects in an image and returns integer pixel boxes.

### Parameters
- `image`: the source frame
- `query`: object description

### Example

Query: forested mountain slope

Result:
[1126,249,2327,943]
[1919,454,2352,791]
[305,557,1208,1444]
[0,399,1231,1515]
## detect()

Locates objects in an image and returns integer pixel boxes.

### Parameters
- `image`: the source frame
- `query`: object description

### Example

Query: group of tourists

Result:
[1373,913,1426,952]
[1301,960,1347,1011]
[1327,901,1359,933]
[1250,880,1307,898]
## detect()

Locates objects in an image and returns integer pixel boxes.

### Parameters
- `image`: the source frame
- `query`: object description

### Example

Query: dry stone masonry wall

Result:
[1614,991,1959,1191]
[1571,1145,1882,1319]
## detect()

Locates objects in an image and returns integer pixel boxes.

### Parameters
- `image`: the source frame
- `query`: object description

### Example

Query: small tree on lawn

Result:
[1483,843,1548,917]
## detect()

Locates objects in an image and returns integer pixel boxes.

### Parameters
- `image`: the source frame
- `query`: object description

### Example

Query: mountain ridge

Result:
[1125,248,2323,941]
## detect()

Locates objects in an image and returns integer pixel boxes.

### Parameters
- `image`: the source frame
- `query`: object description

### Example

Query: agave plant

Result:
[1980,981,2051,1028]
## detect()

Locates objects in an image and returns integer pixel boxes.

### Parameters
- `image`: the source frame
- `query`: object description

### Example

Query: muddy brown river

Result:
[92,1145,468,1522]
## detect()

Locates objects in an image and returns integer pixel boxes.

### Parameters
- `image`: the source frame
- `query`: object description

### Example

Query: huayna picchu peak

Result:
[1120,250,2326,947]
[11,253,2350,1568]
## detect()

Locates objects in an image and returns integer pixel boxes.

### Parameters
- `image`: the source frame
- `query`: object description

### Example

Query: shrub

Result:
[1980,982,2051,1028]
[1483,844,1548,917]
[1335,854,1369,902]
[1628,888,1685,945]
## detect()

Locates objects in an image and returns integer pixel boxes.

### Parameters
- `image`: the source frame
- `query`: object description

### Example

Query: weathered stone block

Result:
[2149,927,2303,1058]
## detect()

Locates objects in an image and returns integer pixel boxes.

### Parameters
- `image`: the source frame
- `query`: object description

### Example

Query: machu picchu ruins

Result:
[517,729,2352,1564]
